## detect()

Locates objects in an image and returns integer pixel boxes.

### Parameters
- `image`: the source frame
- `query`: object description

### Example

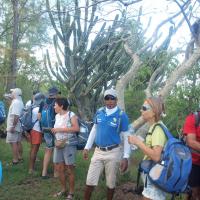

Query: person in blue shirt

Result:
[83,88,131,200]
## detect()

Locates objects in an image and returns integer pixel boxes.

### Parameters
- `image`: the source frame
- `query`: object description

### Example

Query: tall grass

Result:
[0,138,185,200]
[0,138,142,200]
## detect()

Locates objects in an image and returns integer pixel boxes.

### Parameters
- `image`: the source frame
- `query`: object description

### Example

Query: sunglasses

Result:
[104,95,116,101]
[141,105,152,111]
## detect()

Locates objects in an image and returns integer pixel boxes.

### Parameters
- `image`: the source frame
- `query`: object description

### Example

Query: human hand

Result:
[9,127,15,133]
[51,128,58,134]
[120,158,128,173]
[128,135,144,146]
[83,149,89,160]
[37,113,41,120]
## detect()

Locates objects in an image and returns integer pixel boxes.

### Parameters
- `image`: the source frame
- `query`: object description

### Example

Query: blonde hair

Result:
[146,96,165,122]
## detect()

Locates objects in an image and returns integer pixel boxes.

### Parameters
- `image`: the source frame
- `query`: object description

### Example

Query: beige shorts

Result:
[86,146,122,189]
[6,131,22,143]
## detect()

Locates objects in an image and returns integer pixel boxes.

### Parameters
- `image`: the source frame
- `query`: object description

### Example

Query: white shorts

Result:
[6,131,22,143]
[86,146,122,189]
[142,173,167,200]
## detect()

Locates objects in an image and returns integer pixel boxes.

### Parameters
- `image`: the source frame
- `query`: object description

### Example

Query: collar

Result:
[105,106,118,116]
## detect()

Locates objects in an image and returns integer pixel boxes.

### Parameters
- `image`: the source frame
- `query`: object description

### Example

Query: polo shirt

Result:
[183,114,200,166]
[94,107,129,147]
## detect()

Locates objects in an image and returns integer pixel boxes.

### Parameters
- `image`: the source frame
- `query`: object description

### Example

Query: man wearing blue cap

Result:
[38,86,60,178]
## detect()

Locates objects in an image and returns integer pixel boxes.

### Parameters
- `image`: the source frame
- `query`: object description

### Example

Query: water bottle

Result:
[128,124,144,150]
[128,124,137,150]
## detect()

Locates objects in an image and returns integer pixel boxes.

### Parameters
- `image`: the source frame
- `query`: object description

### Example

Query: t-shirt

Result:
[144,121,167,160]
[94,107,129,147]
[32,106,41,132]
[54,111,75,141]
[6,97,24,132]
[183,114,200,166]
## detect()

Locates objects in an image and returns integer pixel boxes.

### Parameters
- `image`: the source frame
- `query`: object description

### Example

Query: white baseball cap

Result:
[10,88,22,96]
[104,88,117,98]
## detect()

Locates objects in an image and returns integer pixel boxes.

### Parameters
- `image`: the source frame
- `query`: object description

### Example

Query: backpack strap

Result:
[194,111,200,127]
[147,123,173,140]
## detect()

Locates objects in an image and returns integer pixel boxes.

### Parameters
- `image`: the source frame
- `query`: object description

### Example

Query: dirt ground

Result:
[113,182,142,200]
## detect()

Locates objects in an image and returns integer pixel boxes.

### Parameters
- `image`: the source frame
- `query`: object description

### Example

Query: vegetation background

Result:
[0,0,200,199]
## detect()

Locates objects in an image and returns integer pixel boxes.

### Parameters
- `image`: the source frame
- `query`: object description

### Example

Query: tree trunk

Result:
[8,0,20,90]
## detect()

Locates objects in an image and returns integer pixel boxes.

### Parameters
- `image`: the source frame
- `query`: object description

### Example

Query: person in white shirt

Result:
[6,88,24,165]
[28,92,45,174]
[51,97,79,199]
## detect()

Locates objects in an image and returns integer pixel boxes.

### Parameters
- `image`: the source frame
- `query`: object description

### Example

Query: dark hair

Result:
[55,97,69,110]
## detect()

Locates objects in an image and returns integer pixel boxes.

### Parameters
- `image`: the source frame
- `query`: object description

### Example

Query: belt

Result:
[96,144,119,151]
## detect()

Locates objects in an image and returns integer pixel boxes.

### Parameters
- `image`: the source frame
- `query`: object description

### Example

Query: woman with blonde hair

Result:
[128,96,167,200]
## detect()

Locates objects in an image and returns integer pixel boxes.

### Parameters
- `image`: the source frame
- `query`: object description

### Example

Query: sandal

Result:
[18,158,24,163]
[66,193,74,200]
[12,161,19,165]
[53,191,67,198]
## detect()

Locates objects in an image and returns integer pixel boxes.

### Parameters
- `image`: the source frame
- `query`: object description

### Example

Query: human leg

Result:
[57,163,67,193]
[84,148,105,200]
[6,132,22,163]
[42,148,53,176]
[29,144,40,173]
[17,141,23,160]
[42,131,54,177]
[104,147,121,200]
[66,165,75,195]
[29,130,42,173]
[84,185,95,200]
[107,188,115,200]
[10,142,19,163]
[186,164,200,200]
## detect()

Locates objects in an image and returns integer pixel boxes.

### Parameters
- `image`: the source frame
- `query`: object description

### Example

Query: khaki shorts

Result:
[6,131,22,143]
[86,146,122,189]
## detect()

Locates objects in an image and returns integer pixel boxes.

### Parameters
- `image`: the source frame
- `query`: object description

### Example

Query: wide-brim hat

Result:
[34,92,46,105]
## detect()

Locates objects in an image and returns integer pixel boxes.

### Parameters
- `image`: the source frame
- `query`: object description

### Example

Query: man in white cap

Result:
[6,88,24,165]
[83,88,131,200]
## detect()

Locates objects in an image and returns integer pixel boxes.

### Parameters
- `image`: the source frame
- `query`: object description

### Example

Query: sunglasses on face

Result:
[104,95,116,101]
[141,105,152,111]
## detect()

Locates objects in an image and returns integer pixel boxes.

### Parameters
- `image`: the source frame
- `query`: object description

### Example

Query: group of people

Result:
[2,86,200,200]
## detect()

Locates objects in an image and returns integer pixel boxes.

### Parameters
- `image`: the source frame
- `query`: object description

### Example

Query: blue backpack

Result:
[137,123,192,197]
[0,101,6,125]
[66,112,93,150]
[20,104,38,132]
[40,100,55,129]
[0,161,2,184]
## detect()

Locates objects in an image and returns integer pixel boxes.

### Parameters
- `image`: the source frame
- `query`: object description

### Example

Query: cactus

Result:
[45,0,130,120]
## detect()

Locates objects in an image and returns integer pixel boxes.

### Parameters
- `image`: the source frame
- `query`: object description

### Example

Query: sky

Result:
[41,0,199,64]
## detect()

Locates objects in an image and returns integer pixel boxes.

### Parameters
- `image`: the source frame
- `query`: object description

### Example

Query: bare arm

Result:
[128,135,163,162]
[186,134,200,153]
[9,114,20,133]
[51,115,80,134]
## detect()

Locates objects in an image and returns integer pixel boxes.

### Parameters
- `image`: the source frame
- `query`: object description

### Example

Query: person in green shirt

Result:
[128,96,167,200]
